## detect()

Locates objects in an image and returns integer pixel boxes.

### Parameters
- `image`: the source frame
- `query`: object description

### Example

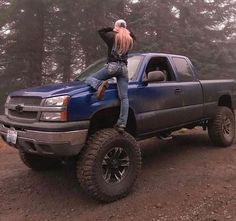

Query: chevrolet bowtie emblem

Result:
[15,104,24,113]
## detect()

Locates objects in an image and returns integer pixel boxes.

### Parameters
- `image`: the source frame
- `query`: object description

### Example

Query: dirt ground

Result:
[0,128,236,221]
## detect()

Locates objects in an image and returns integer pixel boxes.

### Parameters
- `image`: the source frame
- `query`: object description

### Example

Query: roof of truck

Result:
[130,52,188,59]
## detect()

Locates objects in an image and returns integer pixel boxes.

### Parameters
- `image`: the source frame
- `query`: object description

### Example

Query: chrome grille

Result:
[8,110,38,119]
[9,97,42,106]
[7,96,42,121]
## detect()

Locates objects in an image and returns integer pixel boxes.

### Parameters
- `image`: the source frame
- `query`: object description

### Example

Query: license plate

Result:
[7,129,18,144]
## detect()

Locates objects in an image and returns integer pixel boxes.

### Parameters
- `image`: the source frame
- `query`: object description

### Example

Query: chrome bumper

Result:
[0,123,88,157]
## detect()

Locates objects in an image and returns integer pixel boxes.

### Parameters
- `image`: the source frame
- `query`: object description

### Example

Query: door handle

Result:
[175,88,183,95]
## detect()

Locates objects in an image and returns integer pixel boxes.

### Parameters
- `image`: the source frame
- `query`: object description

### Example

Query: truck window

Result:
[75,55,144,82]
[172,57,194,82]
[144,57,175,81]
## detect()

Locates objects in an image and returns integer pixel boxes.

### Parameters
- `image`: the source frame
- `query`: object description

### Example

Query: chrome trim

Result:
[5,103,66,112]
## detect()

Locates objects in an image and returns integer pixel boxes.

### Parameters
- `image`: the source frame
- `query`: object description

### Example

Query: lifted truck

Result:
[0,53,235,202]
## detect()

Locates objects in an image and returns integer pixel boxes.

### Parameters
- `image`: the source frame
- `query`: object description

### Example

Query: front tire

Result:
[208,106,235,147]
[77,128,141,202]
[19,150,61,171]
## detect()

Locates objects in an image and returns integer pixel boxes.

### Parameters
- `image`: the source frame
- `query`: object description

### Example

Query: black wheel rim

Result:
[222,116,232,137]
[102,147,130,184]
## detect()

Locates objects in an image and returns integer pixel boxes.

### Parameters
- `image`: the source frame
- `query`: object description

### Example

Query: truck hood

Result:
[10,81,89,98]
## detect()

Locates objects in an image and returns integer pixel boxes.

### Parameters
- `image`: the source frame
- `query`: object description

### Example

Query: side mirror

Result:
[145,71,166,83]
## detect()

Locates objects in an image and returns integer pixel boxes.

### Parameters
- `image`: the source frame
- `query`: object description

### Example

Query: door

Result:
[171,57,204,123]
[129,56,186,134]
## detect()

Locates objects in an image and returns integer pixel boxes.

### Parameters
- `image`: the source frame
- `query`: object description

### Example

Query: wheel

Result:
[208,106,235,147]
[19,150,61,171]
[77,128,141,202]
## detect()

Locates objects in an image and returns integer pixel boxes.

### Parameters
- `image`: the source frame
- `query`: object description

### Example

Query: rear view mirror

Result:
[145,71,165,83]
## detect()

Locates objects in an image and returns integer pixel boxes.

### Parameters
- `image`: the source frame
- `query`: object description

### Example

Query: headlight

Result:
[40,112,67,122]
[41,95,69,121]
[44,95,69,107]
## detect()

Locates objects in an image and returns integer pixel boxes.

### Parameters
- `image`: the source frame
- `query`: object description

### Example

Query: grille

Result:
[7,96,42,121]
[8,110,38,119]
[9,96,42,106]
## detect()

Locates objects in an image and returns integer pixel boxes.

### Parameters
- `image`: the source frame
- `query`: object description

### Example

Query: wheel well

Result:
[218,95,232,110]
[88,107,137,136]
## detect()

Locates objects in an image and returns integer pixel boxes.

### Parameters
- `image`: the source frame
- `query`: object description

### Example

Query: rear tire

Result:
[77,128,141,202]
[19,150,61,171]
[208,106,235,147]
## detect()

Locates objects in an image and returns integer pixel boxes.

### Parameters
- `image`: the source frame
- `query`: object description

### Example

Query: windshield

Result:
[75,55,144,82]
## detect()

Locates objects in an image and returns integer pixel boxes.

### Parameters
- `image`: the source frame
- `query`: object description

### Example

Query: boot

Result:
[96,81,108,100]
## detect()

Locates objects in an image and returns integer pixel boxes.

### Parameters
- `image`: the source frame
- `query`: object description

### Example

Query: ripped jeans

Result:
[85,62,129,127]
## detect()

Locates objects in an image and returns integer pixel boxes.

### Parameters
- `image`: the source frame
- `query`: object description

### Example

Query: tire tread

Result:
[77,128,141,202]
[208,106,235,147]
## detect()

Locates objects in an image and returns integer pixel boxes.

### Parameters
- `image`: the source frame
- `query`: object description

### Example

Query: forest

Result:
[0,0,236,112]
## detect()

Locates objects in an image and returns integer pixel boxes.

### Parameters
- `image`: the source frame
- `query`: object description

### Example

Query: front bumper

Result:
[0,115,89,157]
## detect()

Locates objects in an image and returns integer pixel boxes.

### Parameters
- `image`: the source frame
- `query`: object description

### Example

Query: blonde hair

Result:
[114,27,133,54]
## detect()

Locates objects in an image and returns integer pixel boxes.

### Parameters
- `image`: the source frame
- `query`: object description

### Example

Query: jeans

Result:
[85,62,129,127]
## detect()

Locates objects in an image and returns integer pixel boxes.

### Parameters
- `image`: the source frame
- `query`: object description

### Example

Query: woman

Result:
[85,19,135,132]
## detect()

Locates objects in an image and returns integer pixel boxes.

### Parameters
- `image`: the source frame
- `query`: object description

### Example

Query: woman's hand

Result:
[113,27,120,33]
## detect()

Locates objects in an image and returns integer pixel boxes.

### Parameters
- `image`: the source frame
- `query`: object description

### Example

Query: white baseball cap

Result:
[114,19,127,28]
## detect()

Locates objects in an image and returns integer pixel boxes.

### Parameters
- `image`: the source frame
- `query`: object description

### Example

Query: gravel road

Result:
[0,128,236,221]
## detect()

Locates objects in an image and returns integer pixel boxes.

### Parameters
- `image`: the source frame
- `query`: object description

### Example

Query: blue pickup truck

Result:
[0,53,236,202]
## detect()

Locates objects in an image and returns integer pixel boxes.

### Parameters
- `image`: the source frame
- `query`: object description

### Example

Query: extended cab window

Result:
[172,57,194,82]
